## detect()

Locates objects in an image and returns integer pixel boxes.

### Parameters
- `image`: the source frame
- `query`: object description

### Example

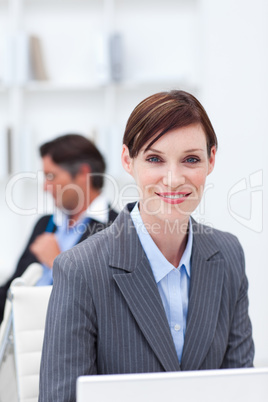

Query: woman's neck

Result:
[140,209,190,268]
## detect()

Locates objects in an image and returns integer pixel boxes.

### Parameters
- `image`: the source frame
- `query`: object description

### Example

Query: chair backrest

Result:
[11,286,52,402]
[0,264,51,402]
[11,263,44,288]
[0,263,43,342]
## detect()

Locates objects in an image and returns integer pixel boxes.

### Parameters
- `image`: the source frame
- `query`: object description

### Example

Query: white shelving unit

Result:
[0,0,200,178]
[0,0,200,280]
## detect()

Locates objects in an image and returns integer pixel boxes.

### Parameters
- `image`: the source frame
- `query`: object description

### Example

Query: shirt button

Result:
[174,324,181,331]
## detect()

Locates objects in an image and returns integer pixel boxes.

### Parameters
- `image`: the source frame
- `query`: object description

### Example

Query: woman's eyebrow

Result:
[183,148,205,153]
[143,147,164,154]
[144,147,205,154]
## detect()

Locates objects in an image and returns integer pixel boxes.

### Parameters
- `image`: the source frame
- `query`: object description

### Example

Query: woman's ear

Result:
[207,146,216,175]
[121,145,133,174]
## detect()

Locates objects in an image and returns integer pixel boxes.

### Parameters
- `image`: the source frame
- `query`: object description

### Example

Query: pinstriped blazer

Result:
[39,203,254,402]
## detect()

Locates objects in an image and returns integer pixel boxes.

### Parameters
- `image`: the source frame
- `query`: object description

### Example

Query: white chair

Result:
[0,264,52,402]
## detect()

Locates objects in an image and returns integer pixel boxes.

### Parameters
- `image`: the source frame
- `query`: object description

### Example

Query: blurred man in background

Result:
[0,133,118,323]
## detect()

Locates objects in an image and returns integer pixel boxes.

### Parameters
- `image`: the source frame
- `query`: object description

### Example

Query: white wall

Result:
[198,0,268,366]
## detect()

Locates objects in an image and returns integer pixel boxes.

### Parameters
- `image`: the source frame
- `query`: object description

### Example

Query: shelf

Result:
[19,77,197,93]
[24,81,105,92]
[23,0,97,5]
[22,0,102,15]
[0,79,198,96]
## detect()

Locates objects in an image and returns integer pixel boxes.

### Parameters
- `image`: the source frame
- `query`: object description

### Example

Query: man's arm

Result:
[39,253,98,402]
[30,232,61,268]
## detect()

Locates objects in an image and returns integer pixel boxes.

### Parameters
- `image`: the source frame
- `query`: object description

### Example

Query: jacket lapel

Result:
[108,204,181,372]
[181,221,225,370]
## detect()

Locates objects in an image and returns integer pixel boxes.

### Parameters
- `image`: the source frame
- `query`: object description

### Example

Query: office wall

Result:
[198,0,268,366]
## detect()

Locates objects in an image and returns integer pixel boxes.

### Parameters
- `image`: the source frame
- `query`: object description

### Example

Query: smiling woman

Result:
[122,124,215,241]
[39,90,254,402]
[121,91,217,266]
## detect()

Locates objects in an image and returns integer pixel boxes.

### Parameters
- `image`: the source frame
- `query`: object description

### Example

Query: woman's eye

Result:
[147,156,161,163]
[185,157,200,164]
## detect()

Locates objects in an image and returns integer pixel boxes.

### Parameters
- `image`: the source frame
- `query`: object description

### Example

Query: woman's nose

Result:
[162,166,185,188]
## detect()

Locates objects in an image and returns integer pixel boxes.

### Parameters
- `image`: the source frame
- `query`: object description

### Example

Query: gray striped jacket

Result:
[39,203,254,402]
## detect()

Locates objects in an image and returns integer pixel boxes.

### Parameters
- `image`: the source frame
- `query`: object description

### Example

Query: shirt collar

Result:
[52,193,109,227]
[84,193,109,224]
[130,202,192,283]
[52,210,88,230]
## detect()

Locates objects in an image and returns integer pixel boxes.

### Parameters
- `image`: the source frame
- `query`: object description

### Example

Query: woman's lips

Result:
[155,192,191,204]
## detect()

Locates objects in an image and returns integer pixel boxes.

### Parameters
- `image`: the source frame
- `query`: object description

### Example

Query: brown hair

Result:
[40,134,106,190]
[123,90,217,158]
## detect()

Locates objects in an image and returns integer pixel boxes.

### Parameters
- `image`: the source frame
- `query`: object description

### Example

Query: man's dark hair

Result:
[40,134,106,190]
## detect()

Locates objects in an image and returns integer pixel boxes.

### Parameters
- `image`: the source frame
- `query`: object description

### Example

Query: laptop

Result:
[77,367,268,402]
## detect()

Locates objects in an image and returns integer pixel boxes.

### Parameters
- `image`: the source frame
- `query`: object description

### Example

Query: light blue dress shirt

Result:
[36,193,111,286]
[36,214,91,286]
[130,202,193,362]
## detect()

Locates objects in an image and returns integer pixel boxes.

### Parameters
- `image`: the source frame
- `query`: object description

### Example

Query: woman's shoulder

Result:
[192,219,244,259]
[52,228,111,287]
[61,226,111,263]
[192,221,246,285]
[193,218,239,239]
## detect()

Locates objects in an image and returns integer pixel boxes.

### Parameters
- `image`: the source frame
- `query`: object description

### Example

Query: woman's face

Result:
[122,123,216,226]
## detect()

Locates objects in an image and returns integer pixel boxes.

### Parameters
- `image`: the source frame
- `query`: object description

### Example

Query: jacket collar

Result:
[182,218,225,369]
[108,203,145,272]
[107,204,225,371]
[107,203,181,371]
[107,205,221,270]
[191,218,221,260]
